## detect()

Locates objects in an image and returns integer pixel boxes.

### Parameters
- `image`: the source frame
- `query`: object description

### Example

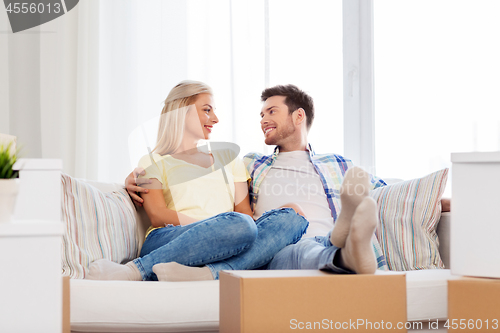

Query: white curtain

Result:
[100,0,268,182]
[1,0,269,183]
[1,0,343,183]
[1,0,101,180]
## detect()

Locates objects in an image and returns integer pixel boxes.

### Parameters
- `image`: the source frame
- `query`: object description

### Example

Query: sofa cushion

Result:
[406,269,460,321]
[61,174,139,278]
[371,169,449,270]
[70,270,457,332]
[70,279,219,333]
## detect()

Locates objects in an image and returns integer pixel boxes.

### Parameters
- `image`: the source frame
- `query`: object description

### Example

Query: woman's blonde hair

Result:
[152,80,213,155]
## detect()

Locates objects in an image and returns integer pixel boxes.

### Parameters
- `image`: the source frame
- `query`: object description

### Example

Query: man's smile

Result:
[264,126,276,136]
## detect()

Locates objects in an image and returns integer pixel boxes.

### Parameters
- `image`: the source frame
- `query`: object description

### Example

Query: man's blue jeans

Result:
[268,230,353,274]
[134,208,309,280]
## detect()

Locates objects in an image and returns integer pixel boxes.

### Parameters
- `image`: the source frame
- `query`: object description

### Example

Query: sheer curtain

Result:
[1,0,343,183]
[1,0,101,179]
[130,0,269,165]
[104,0,343,179]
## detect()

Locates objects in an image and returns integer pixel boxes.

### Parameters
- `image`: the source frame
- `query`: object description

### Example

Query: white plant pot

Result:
[0,178,20,223]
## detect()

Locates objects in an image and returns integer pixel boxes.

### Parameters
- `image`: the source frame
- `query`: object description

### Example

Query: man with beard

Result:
[244,84,386,274]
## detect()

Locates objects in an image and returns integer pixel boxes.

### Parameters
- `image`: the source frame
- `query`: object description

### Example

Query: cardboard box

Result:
[448,278,500,331]
[63,275,71,333]
[451,152,500,278]
[220,270,407,333]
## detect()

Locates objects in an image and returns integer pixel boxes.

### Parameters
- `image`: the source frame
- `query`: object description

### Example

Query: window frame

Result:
[342,0,375,173]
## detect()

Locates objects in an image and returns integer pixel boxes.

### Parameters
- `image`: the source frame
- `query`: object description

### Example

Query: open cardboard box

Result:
[220,270,407,332]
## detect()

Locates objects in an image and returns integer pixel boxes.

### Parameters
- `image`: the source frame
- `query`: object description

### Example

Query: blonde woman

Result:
[87,81,308,281]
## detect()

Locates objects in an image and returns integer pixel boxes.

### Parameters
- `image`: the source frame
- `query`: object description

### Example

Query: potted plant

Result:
[0,142,20,223]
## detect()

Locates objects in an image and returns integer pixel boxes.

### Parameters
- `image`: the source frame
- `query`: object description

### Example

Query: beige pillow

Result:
[61,174,139,278]
[371,169,449,271]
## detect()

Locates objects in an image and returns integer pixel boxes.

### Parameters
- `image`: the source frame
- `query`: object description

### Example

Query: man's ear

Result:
[293,108,306,126]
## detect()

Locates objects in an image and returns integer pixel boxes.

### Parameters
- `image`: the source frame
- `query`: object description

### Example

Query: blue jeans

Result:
[268,230,353,274]
[134,208,308,280]
[207,208,309,279]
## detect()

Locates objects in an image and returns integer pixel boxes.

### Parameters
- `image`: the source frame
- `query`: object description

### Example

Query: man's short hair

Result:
[261,84,315,130]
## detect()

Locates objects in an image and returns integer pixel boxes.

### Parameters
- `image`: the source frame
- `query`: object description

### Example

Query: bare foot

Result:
[339,197,378,274]
[331,167,370,248]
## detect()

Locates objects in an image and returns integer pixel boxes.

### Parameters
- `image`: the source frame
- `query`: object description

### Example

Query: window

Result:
[268,0,343,155]
[374,0,500,192]
[128,0,344,173]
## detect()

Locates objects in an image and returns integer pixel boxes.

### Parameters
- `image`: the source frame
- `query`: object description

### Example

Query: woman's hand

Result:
[125,167,152,207]
[280,203,306,218]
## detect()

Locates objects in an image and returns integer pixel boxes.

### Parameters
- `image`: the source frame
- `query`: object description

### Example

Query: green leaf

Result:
[0,141,19,179]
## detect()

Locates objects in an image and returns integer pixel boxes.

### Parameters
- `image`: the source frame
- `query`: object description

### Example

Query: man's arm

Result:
[279,203,306,218]
[441,198,451,212]
[234,182,253,218]
[125,168,152,207]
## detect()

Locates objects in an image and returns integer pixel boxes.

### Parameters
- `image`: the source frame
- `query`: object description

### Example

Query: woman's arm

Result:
[234,181,253,218]
[142,178,198,228]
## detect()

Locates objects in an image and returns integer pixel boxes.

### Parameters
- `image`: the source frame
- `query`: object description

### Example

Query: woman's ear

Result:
[293,108,306,126]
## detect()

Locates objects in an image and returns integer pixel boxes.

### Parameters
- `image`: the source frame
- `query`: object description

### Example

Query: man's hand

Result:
[280,203,306,218]
[125,168,151,207]
[441,198,451,212]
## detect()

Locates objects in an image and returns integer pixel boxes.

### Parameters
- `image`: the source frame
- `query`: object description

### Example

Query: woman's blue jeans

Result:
[133,208,309,280]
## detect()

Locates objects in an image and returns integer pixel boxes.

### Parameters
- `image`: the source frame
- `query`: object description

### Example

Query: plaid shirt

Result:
[243,144,389,270]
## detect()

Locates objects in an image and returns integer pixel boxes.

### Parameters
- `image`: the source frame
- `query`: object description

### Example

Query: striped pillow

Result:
[371,169,449,271]
[61,174,139,278]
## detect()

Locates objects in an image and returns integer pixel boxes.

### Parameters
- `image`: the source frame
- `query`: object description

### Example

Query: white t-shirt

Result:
[253,151,334,238]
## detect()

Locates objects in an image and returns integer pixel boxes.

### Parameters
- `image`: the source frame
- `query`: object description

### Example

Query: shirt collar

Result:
[272,143,316,161]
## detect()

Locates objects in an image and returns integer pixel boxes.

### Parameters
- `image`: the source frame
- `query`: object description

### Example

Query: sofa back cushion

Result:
[371,169,449,271]
[61,174,140,278]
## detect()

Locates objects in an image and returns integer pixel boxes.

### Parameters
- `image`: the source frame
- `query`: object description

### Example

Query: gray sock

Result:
[153,262,214,282]
[86,259,142,281]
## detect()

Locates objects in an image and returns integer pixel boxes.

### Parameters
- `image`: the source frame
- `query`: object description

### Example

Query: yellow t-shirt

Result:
[138,149,250,237]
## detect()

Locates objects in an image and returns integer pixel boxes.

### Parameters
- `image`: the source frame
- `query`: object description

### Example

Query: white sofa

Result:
[69,180,457,333]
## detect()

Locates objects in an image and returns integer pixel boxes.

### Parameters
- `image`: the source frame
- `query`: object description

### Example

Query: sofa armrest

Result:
[436,212,451,268]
